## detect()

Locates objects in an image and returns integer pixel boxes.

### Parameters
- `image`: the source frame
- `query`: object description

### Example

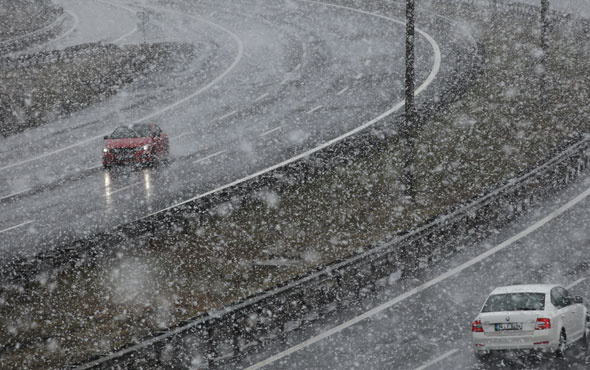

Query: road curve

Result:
[0,0,459,266]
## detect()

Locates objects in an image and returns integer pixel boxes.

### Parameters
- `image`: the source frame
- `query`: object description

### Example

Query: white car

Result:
[472,284,588,358]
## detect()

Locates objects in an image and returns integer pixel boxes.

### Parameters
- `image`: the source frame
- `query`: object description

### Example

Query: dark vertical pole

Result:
[403,0,416,199]
[540,0,549,104]
[405,0,415,121]
[490,0,498,27]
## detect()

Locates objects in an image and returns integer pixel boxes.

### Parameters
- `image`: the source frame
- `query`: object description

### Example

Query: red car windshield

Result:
[111,124,151,139]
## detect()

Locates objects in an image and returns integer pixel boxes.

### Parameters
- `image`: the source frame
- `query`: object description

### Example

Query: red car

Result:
[102,123,169,168]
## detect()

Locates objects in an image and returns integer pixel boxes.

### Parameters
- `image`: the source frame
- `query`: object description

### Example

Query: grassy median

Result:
[0,42,194,137]
[0,0,59,41]
[1,2,590,368]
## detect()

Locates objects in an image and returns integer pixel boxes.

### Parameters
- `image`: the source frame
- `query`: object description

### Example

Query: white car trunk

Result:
[479,311,544,336]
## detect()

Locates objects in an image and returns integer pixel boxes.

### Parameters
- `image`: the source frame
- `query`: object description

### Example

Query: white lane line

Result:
[104,182,141,197]
[260,126,282,137]
[355,72,363,80]
[132,5,244,124]
[336,86,349,96]
[0,7,244,172]
[78,3,443,368]
[566,278,586,290]
[294,63,301,71]
[97,0,138,43]
[48,10,80,44]
[280,77,290,85]
[307,105,323,114]
[245,185,590,369]
[193,150,225,164]
[0,188,31,201]
[134,0,441,226]
[254,93,269,102]
[218,110,237,120]
[169,132,196,140]
[112,25,137,43]
[86,165,102,172]
[0,220,35,235]
[414,349,459,370]
[0,135,106,172]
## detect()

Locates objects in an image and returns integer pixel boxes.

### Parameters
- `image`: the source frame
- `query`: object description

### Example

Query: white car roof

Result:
[489,284,559,295]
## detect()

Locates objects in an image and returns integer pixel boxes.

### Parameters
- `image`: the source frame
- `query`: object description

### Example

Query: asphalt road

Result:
[232,172,590,370]
[0,0,471,264]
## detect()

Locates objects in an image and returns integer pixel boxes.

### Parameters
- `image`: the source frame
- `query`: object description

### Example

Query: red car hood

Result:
[106,137,151,149]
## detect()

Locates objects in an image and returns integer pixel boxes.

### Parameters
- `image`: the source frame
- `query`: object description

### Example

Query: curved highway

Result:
[0,0,466,265]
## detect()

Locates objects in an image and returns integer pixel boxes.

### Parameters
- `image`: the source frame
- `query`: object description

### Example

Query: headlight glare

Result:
[142,144,150,151]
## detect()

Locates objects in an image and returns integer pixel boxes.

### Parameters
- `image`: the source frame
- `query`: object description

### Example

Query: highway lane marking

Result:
[97,0,138,43]
[0,135,106,172]
[0,7,244,172]
[0,188,31,201]
[169,132,196,140]
[294,63,301,71]
[414,349,459,370]
[0,220,35,235]
[132,5,244,124]
[255,93,269,102]
[280,77,290,85]
[336,86,349,95]
[218,110,237,120]
[77,2,443,368]
[103,182,141,197]
[260,126,282,137]
[355,72,363,80]
[112,25,138,43]
[86,164,102,172]
[307,105,323,114]
[193,150,225,164]
[245,185,590,369]
[47,10,80,45]
[566,278,586,290]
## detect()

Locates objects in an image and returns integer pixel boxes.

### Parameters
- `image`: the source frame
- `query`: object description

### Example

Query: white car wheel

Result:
[555,330,567,358]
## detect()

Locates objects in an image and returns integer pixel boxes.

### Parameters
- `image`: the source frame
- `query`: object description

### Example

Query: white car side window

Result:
[551,288,566,309]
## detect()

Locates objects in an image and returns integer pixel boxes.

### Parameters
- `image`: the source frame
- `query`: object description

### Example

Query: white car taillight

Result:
[535,318,551,330]
[472,320,483,332]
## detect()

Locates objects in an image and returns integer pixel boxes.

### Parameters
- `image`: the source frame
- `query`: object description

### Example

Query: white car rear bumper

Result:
[473,331,557,352]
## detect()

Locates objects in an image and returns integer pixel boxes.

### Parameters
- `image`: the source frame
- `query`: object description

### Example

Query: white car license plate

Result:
[495,322,522,331]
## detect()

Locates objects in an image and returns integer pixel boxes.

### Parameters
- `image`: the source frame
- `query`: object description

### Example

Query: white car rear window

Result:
[482,293,545,312]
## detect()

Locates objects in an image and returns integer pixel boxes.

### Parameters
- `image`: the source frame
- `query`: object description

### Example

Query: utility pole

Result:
[138,11,148,44]
[403,0,416,199]
[540,0,549,104]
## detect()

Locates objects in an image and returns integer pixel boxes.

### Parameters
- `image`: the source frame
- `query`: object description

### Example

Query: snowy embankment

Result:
[0,42,196,137]
[0,0,64,54]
